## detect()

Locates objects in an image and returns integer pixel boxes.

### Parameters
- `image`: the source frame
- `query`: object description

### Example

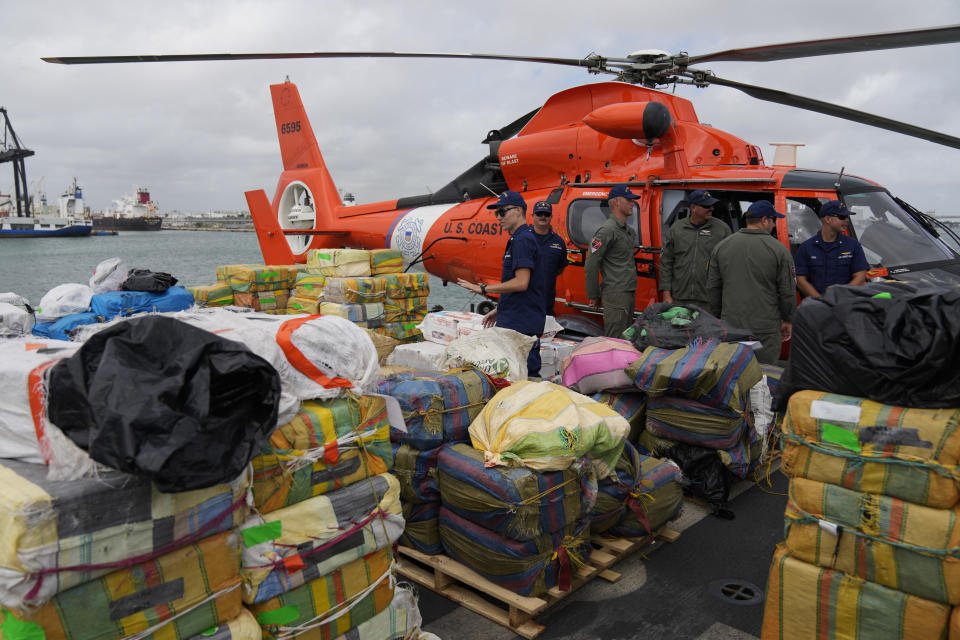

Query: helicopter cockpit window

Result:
[567,198,641,248]
[844,191,955,267]
[785,198,823,253]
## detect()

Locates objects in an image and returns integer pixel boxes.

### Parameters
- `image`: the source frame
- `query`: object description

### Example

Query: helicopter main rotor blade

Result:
[706,73,960,150]
[689,24,960,64]
[41,51,604,69]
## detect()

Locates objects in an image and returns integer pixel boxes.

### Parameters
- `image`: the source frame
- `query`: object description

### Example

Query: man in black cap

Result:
[457,190,545,377]
[530,200,567,317]
[585,185,639,338]
[794,200,869,298]
[707,200,796,364]
[659,189,731,308]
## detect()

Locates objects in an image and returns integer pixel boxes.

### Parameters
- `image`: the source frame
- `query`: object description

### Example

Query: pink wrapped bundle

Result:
[561,336,642,394]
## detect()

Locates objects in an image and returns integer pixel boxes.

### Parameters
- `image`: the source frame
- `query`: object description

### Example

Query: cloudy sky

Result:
[2,0,959,217]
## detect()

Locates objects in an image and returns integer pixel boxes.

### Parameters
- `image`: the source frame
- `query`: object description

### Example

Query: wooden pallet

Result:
[396,527,679,639]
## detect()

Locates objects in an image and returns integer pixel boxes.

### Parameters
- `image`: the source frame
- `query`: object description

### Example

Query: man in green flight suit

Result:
[660,189,731,309]
[585,185,639,338]
[707,200,796,364]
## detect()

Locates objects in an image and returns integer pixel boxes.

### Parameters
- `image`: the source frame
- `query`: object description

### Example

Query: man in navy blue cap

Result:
[794,200,868,298]
[530,201,567,318]
[585,185,639,337]
[707,200,796,364]
[457,190,545,377]
[660,189,731,309]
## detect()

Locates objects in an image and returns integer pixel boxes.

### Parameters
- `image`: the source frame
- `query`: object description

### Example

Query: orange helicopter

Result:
[44,24,960,334]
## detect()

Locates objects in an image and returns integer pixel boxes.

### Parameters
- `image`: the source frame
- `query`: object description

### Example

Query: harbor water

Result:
[0,230,483,311]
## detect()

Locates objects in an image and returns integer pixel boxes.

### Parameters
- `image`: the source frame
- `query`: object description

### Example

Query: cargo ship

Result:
[93,186,162,231]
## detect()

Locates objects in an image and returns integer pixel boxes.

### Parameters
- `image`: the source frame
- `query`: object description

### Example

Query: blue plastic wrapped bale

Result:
[437,443,583,541]
[90,285,195,320]
[627,339,761,412]
[590,440,683,537]
[592,391,647,442]
[31,311,101,340]
[438,506,591,597]
[645,395,748,449]
[392,442,441,504]
[400,500,443,555]
[377,367,495,449]
[760,363,783,397]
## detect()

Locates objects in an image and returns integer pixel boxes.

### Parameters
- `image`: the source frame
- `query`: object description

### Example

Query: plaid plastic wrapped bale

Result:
[189,282,234,307]
[321,278,387,304]
[374,322,423,343]
[783,476,960,604]
[645,396,749,449]
[317,302,385,325]
[400,501,443,555]
[217,264,299,293]
[287,296,320,315]
[328,584,422,640]
[377,367,495,450]
[306,249,372,278]
[0,458,249,610]
[250,547,394,640]
[294,273,327,300]
[241,473,403,604]
[780,390,960,509]
[381,273,429,300]
[590,441,683,538]
[469,381,630,480]
[438,506,591,597]
[185,608,260,640]
[383,296,428,323]
[251,395,392,514]
[627,339,761,412]
[592,391,647,443]
[391,443,441,504]
[761,546,951,640]
[258,290,290,312]
[638,422,760,481]
[368,249,404,276]
[437,443,583,541]
[0,530,242,640]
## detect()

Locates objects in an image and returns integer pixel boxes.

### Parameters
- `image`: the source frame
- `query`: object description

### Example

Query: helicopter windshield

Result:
[844,191,955,267]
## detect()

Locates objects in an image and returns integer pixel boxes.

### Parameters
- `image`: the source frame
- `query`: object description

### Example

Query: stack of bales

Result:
[287,272,326,314]
[557,338,685,544]
[0,459,250,639]
[379,272,430,342]
[216,264,299,313]
[435,381,635,596]
[627,340,765,505]
[761,392,960,638]
[378,367,497,555]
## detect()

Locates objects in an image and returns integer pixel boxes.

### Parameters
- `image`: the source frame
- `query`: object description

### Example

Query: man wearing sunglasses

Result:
[794,200,868,299]
[707,200,796,365]
[457,190,545,377]
[529,201,567,317]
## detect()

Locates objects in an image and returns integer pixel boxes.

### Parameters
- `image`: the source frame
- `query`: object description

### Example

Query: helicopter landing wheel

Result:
[476,300,495,315]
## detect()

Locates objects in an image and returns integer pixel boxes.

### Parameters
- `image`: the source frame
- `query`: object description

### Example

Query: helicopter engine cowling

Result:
[583,101,672,141]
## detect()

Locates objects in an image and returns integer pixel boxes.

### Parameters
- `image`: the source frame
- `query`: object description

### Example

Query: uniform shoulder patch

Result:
[590,237,602,252]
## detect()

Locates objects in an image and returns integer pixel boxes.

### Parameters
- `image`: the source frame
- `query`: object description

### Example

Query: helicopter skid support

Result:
[396,528,680,639]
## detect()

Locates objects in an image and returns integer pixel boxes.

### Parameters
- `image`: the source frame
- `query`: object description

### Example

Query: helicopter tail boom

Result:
[246,188,298,264]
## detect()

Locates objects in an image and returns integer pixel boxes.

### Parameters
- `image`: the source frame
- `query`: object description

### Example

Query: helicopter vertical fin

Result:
[246,189,298,264]
[270,81,342,216]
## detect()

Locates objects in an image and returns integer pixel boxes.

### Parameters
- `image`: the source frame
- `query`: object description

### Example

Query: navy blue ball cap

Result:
[487,190,527,210]
[745,200,785,219]
[532,201,552,214]
[607,185,640,200]
[688,189,719,207]
[819,200,853,218]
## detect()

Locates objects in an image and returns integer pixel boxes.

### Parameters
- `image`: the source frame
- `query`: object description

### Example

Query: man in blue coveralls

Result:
[794,200,869,298]
[530,201,567,317]
[457,190,545,377]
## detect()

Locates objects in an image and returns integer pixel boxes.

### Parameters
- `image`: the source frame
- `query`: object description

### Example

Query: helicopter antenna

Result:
[834,166,845,197]
[478,182,499,197]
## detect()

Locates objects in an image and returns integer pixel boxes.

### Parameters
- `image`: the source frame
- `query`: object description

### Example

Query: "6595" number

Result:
[280,120,301,134]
